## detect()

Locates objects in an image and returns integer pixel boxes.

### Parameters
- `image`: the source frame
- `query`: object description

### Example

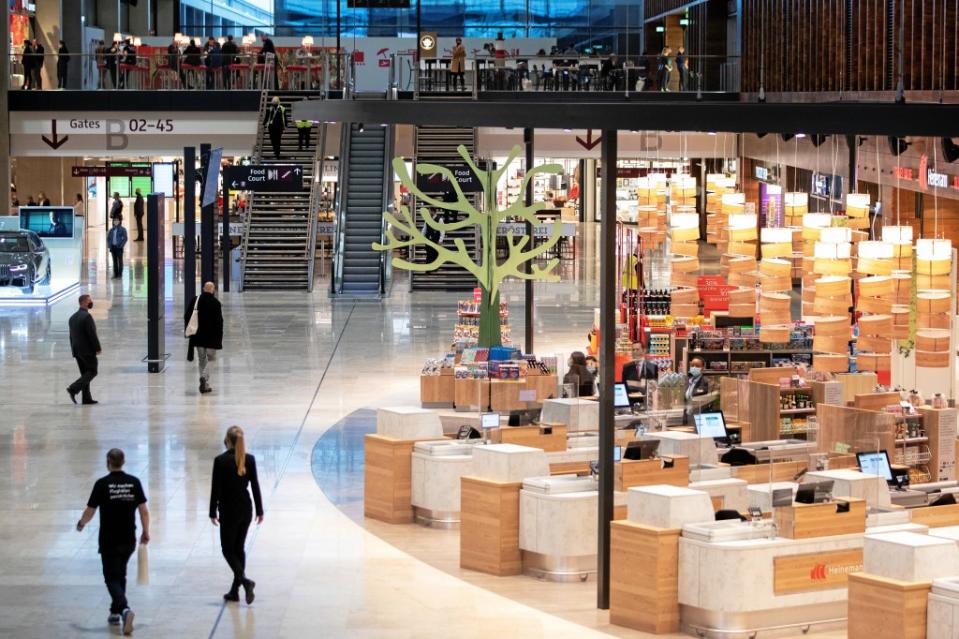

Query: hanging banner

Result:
[697,275,732,315]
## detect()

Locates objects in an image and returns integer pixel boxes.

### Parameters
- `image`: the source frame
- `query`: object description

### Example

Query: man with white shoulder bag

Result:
[184,282,224,394]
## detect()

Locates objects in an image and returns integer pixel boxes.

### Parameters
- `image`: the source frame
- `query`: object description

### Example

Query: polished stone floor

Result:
[0,225,844,638]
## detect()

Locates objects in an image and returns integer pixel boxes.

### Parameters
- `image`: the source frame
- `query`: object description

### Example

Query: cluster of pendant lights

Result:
[664,171,954,369]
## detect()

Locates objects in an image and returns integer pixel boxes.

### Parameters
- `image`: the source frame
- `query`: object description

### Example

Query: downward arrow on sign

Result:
[42,119,69,149]
[575,129,602,151]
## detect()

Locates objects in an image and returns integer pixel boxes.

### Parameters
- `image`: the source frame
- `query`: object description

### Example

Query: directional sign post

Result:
[223,164,304,192]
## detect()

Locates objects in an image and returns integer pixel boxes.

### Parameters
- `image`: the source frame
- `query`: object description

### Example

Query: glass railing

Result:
[7,51,740,95]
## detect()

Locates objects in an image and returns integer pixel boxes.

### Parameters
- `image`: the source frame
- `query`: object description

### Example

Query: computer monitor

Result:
[613,383,630,408]
[623,439,660,461]
[694,411,728,440]
[480,413,500,430]
[857,450,894,483]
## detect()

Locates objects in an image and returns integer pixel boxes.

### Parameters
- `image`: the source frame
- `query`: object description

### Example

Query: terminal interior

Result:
[5,1,959,638]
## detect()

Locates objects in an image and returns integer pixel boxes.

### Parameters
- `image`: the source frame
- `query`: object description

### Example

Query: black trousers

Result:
[135,214,144,240]
[110,247,124,277]
[297,127,310,150]
[269,129,283,159]
[69,354,98,402]
[101,544,135,614]
[219,510,252,591]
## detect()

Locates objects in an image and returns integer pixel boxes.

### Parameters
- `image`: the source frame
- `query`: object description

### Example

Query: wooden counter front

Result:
[460,476,523,576]
[488,424,567,452]
[364,434,419,524]
[610,520,681,634]
[454,378,490,411]
[420,374,454,407]
[731,460,807,484]
[908,502,959,528]
[774,498,866,539]
[848,572,931,639]
[615,456,689,492]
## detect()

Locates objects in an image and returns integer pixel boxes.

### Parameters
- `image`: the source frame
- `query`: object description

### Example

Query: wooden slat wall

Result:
[742,0,959,93]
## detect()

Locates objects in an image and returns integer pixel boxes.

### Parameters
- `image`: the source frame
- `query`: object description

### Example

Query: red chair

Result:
[154,64,179,89]
[228,63,250,89]
[118,62,138,89]
[180,64,206,89]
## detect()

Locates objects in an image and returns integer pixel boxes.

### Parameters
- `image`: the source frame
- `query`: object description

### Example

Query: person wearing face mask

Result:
[67,294,102,405]
[685,357,710,401]
[563,351,595,398]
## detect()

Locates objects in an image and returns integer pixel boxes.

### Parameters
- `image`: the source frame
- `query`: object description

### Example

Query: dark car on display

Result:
[0,230,51,294]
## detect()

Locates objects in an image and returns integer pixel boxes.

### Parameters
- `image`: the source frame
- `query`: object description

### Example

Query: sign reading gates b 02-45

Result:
[223,165,304,192]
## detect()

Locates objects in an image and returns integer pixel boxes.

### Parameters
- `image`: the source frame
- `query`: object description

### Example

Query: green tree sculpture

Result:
[373,144,564,347]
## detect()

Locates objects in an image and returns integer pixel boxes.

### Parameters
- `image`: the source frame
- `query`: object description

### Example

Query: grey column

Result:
[184,147,197,306]
[61,0,86,90]
[597,130,617,610]
[34,0,58,89]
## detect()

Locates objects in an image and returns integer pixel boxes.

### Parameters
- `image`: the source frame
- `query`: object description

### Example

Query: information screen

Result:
[613,383,630,408]
[152,163,175,197]
[480,413,500,429]
[19,207,75,239]
[695,412,727,439]
[857,451,893,481]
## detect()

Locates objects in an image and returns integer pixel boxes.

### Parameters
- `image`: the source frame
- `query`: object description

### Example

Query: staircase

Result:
[241,91,321,291]
[410,126,478,292]
[331,123,393,297]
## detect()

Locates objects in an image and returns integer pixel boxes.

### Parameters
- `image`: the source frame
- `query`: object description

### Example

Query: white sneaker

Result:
[122,608,135,635]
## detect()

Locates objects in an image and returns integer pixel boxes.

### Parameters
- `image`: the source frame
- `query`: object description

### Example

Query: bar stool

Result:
[287,64,308,90]
[97,62,109,88]
[181,64,205,89]
[208,65,224,89]
[229,63,250,89]
[155,64,178,89]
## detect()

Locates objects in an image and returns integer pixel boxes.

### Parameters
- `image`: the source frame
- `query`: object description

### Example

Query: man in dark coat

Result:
[132,188,144,241]
[264,96,287,160]
[185,281,223,394]
[67,294,102,405]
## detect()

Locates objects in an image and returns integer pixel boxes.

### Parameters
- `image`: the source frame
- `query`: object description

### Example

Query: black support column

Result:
[524,127,534,353]
[597,130,617,610]
[200,143,215,285]
[184,147,196,307]
[147,194,166,373]
[847,134,858,195]
[221,168,231,292]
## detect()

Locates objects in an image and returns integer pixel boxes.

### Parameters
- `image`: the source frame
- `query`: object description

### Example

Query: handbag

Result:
[184,296,200,337]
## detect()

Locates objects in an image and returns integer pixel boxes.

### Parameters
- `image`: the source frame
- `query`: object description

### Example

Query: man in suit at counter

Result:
[622,342,659,393]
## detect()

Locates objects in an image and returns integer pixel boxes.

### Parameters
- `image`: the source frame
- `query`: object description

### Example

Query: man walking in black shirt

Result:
[77,448,150,635]
[67,294,101,405]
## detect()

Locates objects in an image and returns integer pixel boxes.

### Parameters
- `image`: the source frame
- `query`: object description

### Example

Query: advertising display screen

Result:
[19,207,75,239]
[153,163,175,197]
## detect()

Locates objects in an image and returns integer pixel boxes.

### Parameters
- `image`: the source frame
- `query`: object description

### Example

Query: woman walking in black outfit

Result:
[210,425,263,604]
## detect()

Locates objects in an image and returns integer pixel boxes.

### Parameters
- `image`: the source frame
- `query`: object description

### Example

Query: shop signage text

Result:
[697,275,731,315]
[773,549,864,594]
[72,165,152,177]
[223,165,304,192]
[415,162,485,193]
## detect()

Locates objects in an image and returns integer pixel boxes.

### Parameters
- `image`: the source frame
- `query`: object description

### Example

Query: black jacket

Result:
[265,104,288,132]
[685,374,710,399]
[185,292,223,350]
[68,307,101,357]
[221,41,239,66]
[563,365,594,397]
[210,451,263,518]
[622,360,659,385]
[133,194,144,218]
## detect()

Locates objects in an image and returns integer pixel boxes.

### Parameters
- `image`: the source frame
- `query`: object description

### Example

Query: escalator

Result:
[331,123,393,297]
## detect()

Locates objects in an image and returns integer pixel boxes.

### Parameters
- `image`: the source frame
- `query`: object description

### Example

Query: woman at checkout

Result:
[685,357,710,401]
[563,351,595,398]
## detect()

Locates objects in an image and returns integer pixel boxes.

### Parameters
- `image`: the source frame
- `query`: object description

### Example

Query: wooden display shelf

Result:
[454,377,491,411]
[460,476,523,576]
[364,434,421,524]
[615,456,689,492]
[610,521,681,634]
[731,460,807,484]
[420,373,454,407]
[847,572,931,639]
[773,498,866,539]
[488,424,567,452]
